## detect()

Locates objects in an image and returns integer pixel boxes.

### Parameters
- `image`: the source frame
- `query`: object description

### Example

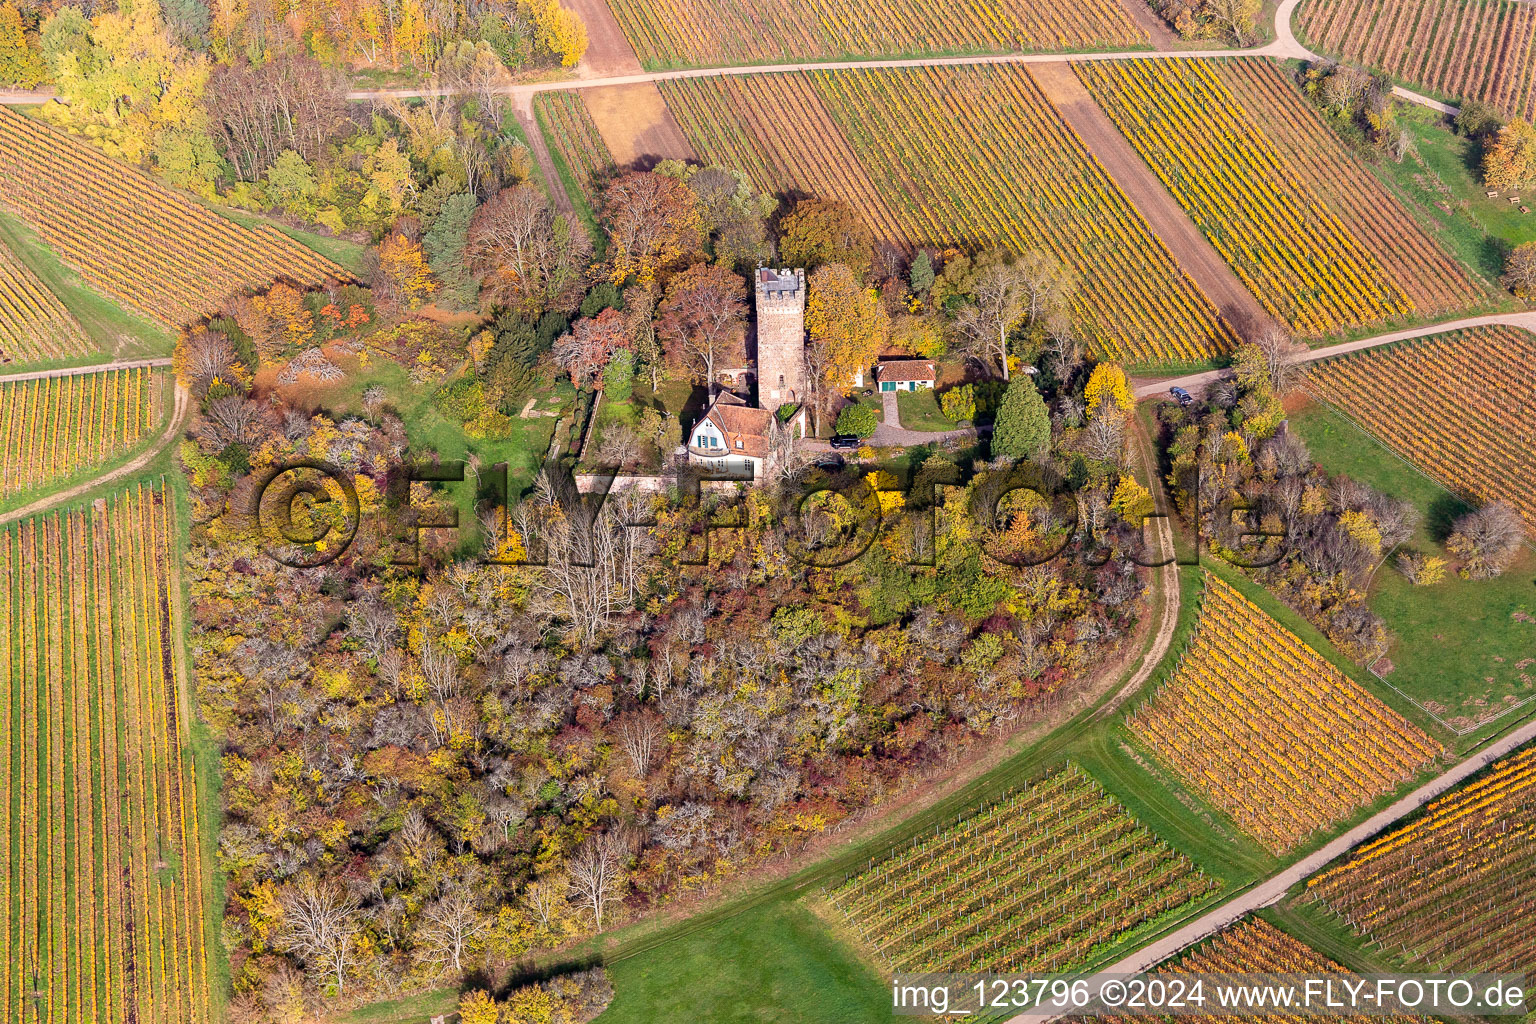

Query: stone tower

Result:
[754,267,807,411]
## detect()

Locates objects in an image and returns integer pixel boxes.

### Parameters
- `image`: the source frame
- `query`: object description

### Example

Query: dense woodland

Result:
[140,69,1177,1013]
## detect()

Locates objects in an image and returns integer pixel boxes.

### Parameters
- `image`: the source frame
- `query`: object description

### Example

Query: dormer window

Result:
[735,440,743,450]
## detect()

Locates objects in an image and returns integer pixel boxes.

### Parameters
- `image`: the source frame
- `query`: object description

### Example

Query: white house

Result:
[875,358,936,392]
[687,391,775,479]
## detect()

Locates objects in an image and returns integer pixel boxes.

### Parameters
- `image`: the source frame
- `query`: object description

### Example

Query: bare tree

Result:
[1079,404,1126,464]
[956,254,1067,382]
[466,183,592,311]
[616,711,664,777]
[657,263,747,392]
[1252,326,1310,396]
[1208,0,1261,45]
[567,834,627,930]
[513,470,635,648]
[1448,502,1526,579]
[197,395,274,452]
[415,886,487,975]
[275,876,362,996]
[1013,250,1074,327]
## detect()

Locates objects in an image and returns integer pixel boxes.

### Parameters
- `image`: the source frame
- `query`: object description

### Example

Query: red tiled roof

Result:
[697,391,772,459]
[876,358,936,383]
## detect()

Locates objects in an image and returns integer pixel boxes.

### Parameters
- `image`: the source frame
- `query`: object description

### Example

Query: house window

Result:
[778,374,785,389]
[881,381,896,392]
[735,440,743,450]
[696,433,714,449]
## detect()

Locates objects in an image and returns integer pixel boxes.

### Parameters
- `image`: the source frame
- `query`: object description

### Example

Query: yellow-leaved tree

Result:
[1484,119,1536,191]
[1084,362,1134,416]
[528,0,588,67]
[806,262,889,393]
[376,233,438,310]
[42,0,219,193]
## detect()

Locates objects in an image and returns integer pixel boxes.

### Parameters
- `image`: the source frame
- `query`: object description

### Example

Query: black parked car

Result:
[829,434,861,450]
[1169,386,1195,407]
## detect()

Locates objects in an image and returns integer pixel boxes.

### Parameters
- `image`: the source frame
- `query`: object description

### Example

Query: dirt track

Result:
[514,102,576,215]
[1027,63,1275,344]
[0,383,190,527]
[0,355,173,384]
[1096,416,1183,721]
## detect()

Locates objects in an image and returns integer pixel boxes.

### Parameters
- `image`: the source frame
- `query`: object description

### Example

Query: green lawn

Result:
[579,380,704,472]
[892,387,955,431]
[1289,400,1536,734]
[1368,105,1534,286]
[329,361,570,509]
[598,901,892,1024]
[0,209,175,367]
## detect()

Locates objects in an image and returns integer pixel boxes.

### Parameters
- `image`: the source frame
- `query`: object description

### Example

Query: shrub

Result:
[836,401,878,438]
[940,384,976,423]
[604,348,635,401]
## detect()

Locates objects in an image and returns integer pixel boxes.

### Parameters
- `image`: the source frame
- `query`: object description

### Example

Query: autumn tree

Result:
[623,283,662,390]
[940,384,976,423]
[658,162,775,269]
[657,263,746,388]
[530,0,588,66]
[467,182,592,312]
[1083,363,1134,417]
[806,263,889,393]
[205,53,348,180]
[554,308,631,389]
[779,199,873,278]
[0,2,43,87]
[458,991,499,1024]
[252,283,316,356]
[955,263,1026,380]
[1232,327,1308,396]
[374,233,438,311]
[1503,241,1536,299]
[175,328,249,396]
[41,0,220,192]
[1447,502,1525,579]
[601,171,704,285]
[1484,119,1536,190]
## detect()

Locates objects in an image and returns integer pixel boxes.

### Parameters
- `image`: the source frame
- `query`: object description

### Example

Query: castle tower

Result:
[754,267,807,411]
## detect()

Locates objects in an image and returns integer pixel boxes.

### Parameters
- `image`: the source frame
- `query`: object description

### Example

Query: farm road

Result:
[0,0,1461,118]
[333,0,1458,118]
[1006,710,1536,1024]
[1134,310,1536,399]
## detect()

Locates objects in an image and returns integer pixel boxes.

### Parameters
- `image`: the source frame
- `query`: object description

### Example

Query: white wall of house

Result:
[692,418,725,452]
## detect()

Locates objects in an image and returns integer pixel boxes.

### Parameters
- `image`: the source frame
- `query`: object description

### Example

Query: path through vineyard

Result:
[1008,709,1536,1024]
[0,384,190,528]
[1134,310,1536,398]
[1027,62,1275,344]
